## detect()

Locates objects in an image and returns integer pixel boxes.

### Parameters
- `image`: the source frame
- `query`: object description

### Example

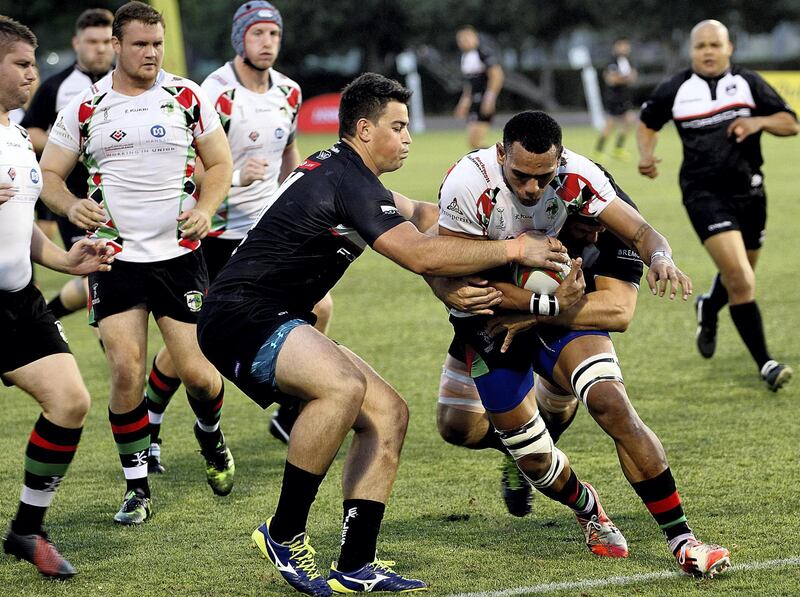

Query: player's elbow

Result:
[607,304,636,332]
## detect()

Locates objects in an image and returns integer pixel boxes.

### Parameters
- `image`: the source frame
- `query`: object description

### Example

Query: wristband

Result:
[529,293,559,317]
[231,169,242,187]
[650,250,674,265]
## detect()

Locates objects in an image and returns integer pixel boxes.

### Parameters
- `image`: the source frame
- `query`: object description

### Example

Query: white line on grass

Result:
[445,557,800,596]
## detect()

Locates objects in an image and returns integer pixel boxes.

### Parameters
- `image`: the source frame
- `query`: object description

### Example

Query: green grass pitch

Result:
[1,125,798,596]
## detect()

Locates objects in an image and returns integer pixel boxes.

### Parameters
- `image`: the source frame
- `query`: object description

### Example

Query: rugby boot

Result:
[328,559,428,593]
[147,439,165,474]
[575,483,628,557]
[675,538,730,578]
[194,425,235,496]
[500,454,533,517]
[694,295,717,359]
[113,489,152,525]
[269,403,300,444]
[3,527,76,578]
[761,360,793,392]
[252,517,332,596]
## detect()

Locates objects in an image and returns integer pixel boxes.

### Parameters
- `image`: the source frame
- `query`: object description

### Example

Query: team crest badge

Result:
[546,198,559,219]
[160,101,175,115]
[184,291,203,312]
[249,130,260,142]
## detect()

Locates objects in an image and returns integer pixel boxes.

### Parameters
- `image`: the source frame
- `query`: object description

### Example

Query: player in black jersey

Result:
[198,73,569,596]
[594,39,638,160]
[22,8,114,323]
[637,20,798,391]
[430,179,731,577]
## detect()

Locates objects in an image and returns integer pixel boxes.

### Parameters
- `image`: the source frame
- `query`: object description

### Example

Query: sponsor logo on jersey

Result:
[102,107,110,121]
[55,320,68,344]
[546,197,559,219]
[725,83,737,95]
[495,206,506,230]
[249,130,260,142]
[29,168,39,184]
[708,221,732,232]
[380,205,399,215]
[316,150,332,160]
[7,167,15,181]
[274,128,285,139]
[110,130,127,142]
[150,125,166,138]
[751,174,763,188]
[184,291,204,313]
[446,198,465,215]
[298,159,321,171]
[125,107,148,114]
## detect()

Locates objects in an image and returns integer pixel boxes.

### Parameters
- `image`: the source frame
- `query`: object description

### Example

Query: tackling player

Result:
[39,1,235,525]
[0,16,114,578]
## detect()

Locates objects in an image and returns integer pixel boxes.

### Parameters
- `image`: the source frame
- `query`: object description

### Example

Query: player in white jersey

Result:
[38,1,235,525]
[141,2,328,473]
[0,17,114,578]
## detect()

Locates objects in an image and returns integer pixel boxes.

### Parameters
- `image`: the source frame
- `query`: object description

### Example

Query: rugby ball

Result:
[513,262,571,294]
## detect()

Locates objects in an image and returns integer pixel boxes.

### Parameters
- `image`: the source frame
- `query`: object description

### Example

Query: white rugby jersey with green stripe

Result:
[48,70,221,263]
[0,121,42,291]
[201,63,301,239]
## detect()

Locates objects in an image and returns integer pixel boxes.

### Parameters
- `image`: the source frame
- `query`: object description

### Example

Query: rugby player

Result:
[197,73,569,595]
[637,19,798,390]
[430,110,730,577]
[38,1,235,525]
[594,38,638,160]
[0,16,114,577]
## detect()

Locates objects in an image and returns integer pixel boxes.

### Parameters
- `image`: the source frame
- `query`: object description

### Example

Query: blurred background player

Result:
[454,25,503,149]
[594,38,637,160]
[141,1,332,475]
[22,8,114,326]
[0,15,114,578]
[637,19,798,391]
[39,1,235,524]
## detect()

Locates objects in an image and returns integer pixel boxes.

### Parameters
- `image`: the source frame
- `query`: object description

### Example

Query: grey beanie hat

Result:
[231,1,283,57]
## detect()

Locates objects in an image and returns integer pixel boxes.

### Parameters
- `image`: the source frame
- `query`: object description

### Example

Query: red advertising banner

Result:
[297,93,341,134]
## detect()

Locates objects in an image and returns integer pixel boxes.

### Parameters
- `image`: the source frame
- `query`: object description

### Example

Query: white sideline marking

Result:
[445,557,800,596]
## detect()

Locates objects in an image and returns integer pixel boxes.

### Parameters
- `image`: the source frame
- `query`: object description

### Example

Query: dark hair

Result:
[0,16,37,59]
[76,8,114,33]
[113,1,164,41]
[338,73,411,138]
[503,110,562,154]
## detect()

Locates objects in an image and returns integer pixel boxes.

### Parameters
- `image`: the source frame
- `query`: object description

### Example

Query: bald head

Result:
[690,19,732,78]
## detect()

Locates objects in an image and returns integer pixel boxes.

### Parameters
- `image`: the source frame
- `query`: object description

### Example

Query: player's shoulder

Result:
[559,147,606,177]
[202,62,236,93]
[10,121,31,141]
[270,68,301,93]
[61,72,112,113]
[653,68,694,95]
[729,64,766,86]
[160,70,204,94]
[39,64,79,91]
[446,147,500,190]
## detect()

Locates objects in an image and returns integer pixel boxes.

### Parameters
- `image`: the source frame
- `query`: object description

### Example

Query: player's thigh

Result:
[5,353,90,422]
[703,231,754,286]
[550,333,617,395]
[156,315,216,382]
[274,324,366,403]
[98,307,149,381]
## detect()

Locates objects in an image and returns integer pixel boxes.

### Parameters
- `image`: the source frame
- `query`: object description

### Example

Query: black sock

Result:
[703,273,728,319]
[631,468,693,553]
[109,402,151,498]
[729,301,771,369]
[595,136,606,152]
[187,385,224,451]
[145,358,181,443]
[337,499,386,572]
[615,133,626,148]
[46,295,72,319]
[270,461,325,543]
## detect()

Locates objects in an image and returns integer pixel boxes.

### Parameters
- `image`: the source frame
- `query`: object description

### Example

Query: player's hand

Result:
[512,232,570,270]
[486,313,537,353]
[0,182,14,206]
[554,258,585,311]
[177,207,211,241]
[646,254,692,300]
[431,276,503,315]
[68,198,107,230]
[65,238,115,275]
[480,96,496,118]
[240,157,269,186]
[727,117,762,143]
[638,156,661,178]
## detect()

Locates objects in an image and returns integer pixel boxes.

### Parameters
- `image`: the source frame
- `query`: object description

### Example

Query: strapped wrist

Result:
[231,169,242,187]
[529,293,560,316]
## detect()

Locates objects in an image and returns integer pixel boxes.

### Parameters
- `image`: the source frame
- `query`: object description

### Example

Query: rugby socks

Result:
[337,499,386,572]
[729,301,771,368]
[110,401,151,498]
[145,358,181,443]
[539,470,599,519]
[703,273,728,318]
[12,416,82,535]
[46,294,72,319]
[631,468,694,554]
[595,136,607,153]
[188,385,224,450]
[269,461,325,543]
[615,133,627,149]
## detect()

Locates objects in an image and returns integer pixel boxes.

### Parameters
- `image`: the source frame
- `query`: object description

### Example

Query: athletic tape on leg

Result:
[570,352,623,407]
[497,413,565,489]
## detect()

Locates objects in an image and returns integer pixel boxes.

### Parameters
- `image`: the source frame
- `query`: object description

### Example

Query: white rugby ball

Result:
[513,262,571,294]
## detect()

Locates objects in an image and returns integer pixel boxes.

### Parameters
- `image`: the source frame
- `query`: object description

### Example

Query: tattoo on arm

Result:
[632,223,652,249]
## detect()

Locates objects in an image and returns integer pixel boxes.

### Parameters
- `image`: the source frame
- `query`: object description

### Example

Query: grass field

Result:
[1,125,799,596]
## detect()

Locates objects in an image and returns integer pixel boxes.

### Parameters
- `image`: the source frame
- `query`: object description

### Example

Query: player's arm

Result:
[392,191,438,233]
[481,64,503,116]
[30,222,114,275]
[180,126,233,240]
[372,223,568,277]
[454,83,471,118]
[539,276,637,331]
[636,121,661,178]
[597,198,691,300]
[279,140,301,184]
[40,142,106,230]
[26,128,49,154]
[727,111,799,143]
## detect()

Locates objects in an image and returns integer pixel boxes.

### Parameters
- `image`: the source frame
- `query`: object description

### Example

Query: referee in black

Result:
[637,19,798,391]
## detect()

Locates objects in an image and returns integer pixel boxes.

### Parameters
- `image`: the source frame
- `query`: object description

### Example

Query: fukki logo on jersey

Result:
[6,167,15,181]
[110,130,127,142]
[184,291,203,313]
[249,130,260,142]
[30,169,39,184]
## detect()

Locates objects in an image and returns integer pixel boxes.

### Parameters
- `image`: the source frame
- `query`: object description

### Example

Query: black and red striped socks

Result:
[631,467,694,553]
[145,358,181,443]
[109,400,151,497]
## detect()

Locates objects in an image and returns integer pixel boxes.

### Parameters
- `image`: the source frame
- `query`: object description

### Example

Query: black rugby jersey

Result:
[209,142,407,311]
[640,65,796,195]
[461,45,500,96]
[21,63,107,197]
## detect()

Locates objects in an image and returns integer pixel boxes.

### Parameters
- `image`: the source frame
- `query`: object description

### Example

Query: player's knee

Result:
[436,404,481,447]
[331,367,368,412]
[109,359,146,397]
[497,413,565,489]
[570,352,624,408]
[721,268,755,301]
[182,368,220,400]
[45,385,91,427]
[585,383,648,439]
